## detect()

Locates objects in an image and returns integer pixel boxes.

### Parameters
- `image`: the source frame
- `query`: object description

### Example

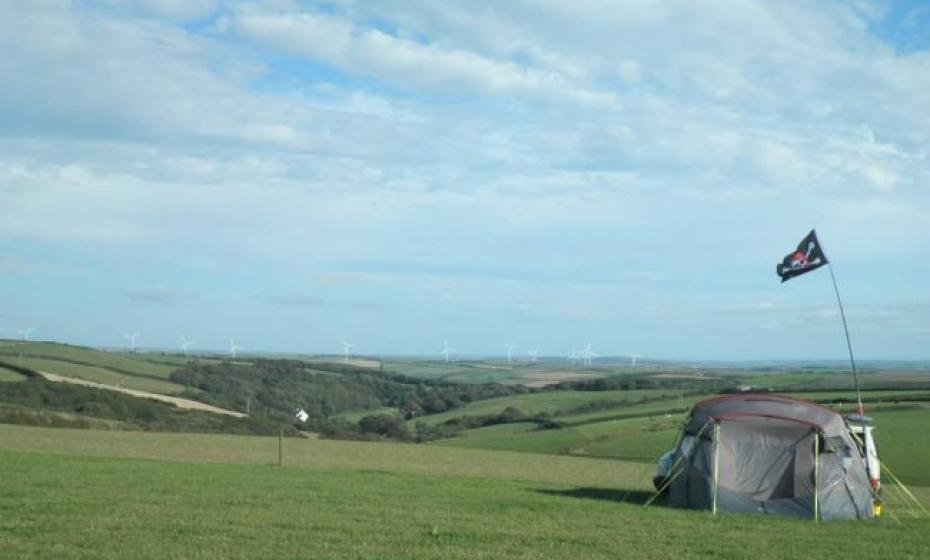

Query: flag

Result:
[776,229,828,282]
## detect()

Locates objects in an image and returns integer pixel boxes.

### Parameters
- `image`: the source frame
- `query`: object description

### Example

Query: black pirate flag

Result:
[777,230,829,282]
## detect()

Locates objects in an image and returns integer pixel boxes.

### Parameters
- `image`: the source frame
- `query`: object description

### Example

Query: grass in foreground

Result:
[1,429,929,559]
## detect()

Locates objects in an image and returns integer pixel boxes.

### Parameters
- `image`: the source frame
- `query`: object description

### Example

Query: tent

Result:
[666,394,874,520]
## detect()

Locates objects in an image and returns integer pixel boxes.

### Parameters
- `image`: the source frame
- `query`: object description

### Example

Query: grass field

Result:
[0,366,26,382]
[386,359,525,383]
[384,359,612,385]
[0,341,181,379]
[13,357,187,395]
[411,389,688,426]
[435,414,684,460]
[1,424,928,559]
[870,407,930,487]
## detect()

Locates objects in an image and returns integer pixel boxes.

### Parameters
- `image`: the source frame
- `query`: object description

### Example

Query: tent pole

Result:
[644,420,713,508]
[712,422,720,516]
[826,263,872,483]
[814,432,820,523]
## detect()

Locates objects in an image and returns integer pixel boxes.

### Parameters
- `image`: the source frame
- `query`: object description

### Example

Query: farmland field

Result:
[383,359,615,385]
[385,359,525,383]
[435,414,684,460]
[0,366,25,382]
[13,356,187,394]
[411,388,689,426]
[0,424,928,559]
[0,341,181,379]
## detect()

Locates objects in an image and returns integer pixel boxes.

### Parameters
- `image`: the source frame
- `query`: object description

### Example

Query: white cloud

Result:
[134,0,217,22]
[3,0,930,356]
[226,9,618,107]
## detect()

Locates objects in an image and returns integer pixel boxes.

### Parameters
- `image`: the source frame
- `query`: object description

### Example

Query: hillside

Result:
[0,341,186,394]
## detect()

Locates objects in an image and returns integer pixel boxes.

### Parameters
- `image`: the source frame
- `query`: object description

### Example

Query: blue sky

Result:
[2,0,930,360]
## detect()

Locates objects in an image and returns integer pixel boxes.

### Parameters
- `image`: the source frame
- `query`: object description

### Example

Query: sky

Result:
[2,0,930,361]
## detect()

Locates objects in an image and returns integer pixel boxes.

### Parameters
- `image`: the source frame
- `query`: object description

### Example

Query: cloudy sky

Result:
[2,0,929,360]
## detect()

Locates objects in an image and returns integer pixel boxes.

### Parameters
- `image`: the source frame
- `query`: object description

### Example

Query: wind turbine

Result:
[582,341,595,366]
[441,341,456,363]
[630,354,640,368]
[569,349,580,367]
[180,336,195,356]
[341,339,354,363]
[124,332,141,353]
[229,340,242,360]
[16,328,35,341]
[526,347,540,363]
[505,343,517,364]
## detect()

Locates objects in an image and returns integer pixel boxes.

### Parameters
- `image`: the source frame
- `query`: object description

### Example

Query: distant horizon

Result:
[4,337,929,367]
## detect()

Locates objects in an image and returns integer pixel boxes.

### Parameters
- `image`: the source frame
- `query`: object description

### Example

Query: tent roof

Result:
[687,394,847,434]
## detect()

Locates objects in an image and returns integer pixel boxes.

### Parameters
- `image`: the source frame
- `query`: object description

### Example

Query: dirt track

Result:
[36,371,247,418]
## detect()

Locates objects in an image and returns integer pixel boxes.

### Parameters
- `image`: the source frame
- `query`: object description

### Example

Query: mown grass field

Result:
[0,424,928,559]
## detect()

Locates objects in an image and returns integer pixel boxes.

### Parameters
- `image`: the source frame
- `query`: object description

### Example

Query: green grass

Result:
[556,396,698,425]
[385,359,528,383]
[435,415,684,461]
[0,424,650,488]
[413,389,686,426]
[0,425,928,559]
[0,367,25,382]
[737,371,836,388]
[14,357,186,395]
[871,407,930,487]
[433,423,585,454]
[576,419,683,461]
[0,341,181,379]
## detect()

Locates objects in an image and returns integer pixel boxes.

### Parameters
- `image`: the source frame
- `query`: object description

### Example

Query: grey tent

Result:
[667,394,874,520]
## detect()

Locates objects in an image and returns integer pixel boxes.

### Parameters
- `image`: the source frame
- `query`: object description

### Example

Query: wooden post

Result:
[278,427,283,467]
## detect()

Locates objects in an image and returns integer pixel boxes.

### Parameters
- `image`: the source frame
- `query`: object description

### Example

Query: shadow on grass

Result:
[536,487,667,506]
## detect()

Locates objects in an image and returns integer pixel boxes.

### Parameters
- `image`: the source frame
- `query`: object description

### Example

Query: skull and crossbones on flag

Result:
[777,230,829,282]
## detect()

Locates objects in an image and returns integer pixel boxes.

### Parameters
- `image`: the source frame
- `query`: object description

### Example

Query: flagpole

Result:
[826,262,873,487]
[826,262,864,417]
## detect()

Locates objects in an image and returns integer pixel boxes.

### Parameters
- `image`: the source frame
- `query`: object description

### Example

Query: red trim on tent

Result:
[693,393,840,416]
